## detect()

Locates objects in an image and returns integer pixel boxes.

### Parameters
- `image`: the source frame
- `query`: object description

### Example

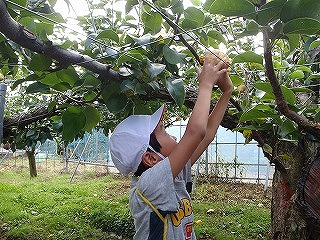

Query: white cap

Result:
[110,105,165,175]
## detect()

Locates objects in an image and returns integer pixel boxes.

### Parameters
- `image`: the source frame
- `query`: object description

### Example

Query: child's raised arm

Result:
[190,72,233,165]
[168,53,229,178]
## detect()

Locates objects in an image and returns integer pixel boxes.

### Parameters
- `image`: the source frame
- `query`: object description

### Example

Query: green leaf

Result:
[296,66,312,73]
[39,72,61,86]
[166,77,185,107]
[289,70,304,79]
[279,119,296,137]
[52,116,62,131]
[142,11,162,34]
[309,40,320,50]
[254,82,296,105]
[48,101,57,112]
[51,82,72,92]
[230,74,244,86]
[29,54,52,71]
[121,80,146,94]
[238,20,260,37]
[129,34,151,45]
[255,0,287,25]
[240,104,280,123]
[280,0,320,23]
[35,22,54,38]
[116,51,143,66]
[209,0,255,17]
[48,0,57,7]
[84,91,97,101]
[232,51,263,65]
[105,93,128,113]
[83,105,102,132]
[190,0,202,6]
[62,106,86,142]
[184,7,204,28]
[181,18,199,30]
[171,0,184,14]
[147,63,166,79]
[286,34,300,53]
[207,30,227,44]
[26,82,50,94]
[283,18,320,35]
[105,46,119,58]
[125,0,139,13]
[101,81,120,100]
[56,67,80,87]
[101,82,128,113]
[10,0,27,7]
[243,129,252,144]
[12,74,39,90]
[163,45,185,65]
[82,75,100,89]
[134,82,147,95]
[290,87,313,93]
[307,74,320,81]
[96,29,119,43]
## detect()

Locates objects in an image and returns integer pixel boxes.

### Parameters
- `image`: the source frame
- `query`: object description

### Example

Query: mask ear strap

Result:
[148,145,165,160]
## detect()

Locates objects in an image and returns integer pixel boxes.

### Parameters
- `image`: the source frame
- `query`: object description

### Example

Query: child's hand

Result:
[217,71,233,93]
[196,52,228,88]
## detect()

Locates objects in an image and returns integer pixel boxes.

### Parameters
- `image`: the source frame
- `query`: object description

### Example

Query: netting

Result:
[35,129,112,165]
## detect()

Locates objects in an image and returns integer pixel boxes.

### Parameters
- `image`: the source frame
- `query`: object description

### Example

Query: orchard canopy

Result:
[1,0,320,238]
[0,0,319,157]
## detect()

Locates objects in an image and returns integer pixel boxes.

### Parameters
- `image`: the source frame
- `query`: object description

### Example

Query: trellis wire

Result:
[7,0,316,80]
[4,0,280,69]
[1,61,320,77]
[5,0,317,82]
[2,0,319,125]
[4,0,143,64]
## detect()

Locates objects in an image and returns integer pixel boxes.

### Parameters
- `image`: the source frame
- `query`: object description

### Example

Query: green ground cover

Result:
[0,164,271,240]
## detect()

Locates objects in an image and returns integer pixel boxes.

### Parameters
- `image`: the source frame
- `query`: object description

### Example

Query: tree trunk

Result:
[26,148,37,178]
[271,139,320,240]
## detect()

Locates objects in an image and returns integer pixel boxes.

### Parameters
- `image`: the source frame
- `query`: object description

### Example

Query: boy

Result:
[110,52,233,240]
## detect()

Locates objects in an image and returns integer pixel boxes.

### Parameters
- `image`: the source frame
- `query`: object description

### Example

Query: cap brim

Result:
[150,105,165,133]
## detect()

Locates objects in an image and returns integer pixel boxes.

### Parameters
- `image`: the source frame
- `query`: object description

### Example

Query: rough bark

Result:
[271,139,320,240]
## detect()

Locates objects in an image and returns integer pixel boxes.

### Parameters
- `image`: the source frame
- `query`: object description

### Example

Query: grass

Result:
[0,159,271,240]
[192,179,271,240]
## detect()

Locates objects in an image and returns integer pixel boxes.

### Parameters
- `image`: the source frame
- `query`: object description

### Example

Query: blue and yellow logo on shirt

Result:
[170,198,192,227]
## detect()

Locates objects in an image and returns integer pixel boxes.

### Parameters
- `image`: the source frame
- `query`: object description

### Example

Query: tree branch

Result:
[0,0,120,84]
[263,29,320,138]
[0,0,251,150]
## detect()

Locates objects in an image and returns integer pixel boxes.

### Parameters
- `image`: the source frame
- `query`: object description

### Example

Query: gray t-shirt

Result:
[129,157,196,240]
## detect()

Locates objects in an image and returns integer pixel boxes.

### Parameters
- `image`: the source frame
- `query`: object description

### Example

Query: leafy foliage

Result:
[1,0,320,147]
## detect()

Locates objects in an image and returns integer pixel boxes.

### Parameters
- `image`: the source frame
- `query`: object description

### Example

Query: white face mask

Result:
[148,145,165,160]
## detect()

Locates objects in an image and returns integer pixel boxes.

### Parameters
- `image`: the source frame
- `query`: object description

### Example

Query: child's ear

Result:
[142,152,158,167]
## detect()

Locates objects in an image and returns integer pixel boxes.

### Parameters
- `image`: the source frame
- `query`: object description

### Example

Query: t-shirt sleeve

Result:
[136,157,178,212]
